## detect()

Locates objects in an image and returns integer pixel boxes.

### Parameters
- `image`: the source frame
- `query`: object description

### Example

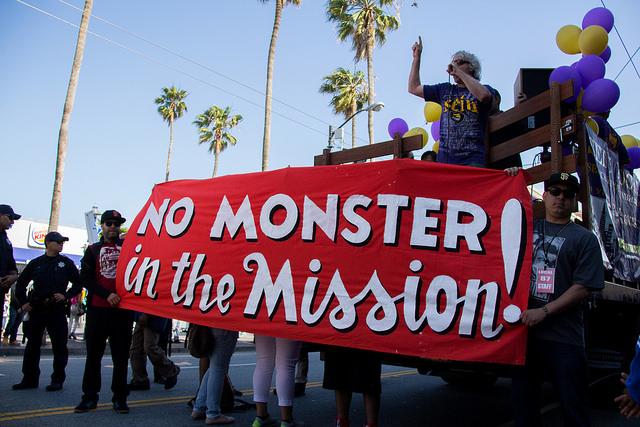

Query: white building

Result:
[7,219,88,266]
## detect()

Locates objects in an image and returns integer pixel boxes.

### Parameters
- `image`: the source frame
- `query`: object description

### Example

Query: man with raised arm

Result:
[408,37,499,167]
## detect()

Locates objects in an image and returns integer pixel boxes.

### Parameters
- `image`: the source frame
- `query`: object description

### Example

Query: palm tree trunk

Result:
[165,118,174,182]
[262,0,283,171]
[366,23,375,146]
[49,0,93,232]
[351,101,357,148]
[213,143,221,178]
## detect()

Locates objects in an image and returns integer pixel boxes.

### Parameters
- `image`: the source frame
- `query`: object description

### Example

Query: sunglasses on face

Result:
[104,221,121,227]
[452,59,470,66]
[547,187,577,199]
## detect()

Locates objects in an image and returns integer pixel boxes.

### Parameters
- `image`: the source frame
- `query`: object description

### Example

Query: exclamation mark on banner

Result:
[500,198,526,324]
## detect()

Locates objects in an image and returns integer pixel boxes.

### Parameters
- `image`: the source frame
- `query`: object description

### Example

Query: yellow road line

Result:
[0,370,416,422]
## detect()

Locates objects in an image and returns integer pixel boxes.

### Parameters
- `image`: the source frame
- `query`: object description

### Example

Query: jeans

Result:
[3,304,23,341]
[512,337,590,427]
[195,328,238,418]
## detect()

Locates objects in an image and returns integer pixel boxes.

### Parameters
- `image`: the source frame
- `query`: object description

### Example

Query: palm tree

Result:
[327,0,399,145]
[155,86,188,182]
[48,0,93,232]
[259,0,301,171]
[194,106,243,178]
[319,67,368,148]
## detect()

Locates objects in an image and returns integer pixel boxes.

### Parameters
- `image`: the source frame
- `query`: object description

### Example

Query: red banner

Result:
[117,159,532,365]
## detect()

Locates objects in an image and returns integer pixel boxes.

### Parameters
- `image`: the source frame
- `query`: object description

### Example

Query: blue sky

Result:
[1,0,639,227]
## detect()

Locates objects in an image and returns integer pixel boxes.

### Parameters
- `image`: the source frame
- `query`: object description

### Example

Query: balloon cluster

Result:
[387,100,442,153]
[622,135,640,170]
[552,7,619,113]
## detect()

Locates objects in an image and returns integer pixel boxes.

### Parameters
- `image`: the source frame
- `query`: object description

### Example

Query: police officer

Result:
[12,231,82,391]
[0,205,19,296]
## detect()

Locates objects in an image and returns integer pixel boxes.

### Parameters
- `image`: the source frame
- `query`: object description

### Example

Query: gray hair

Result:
[452,50,481,80]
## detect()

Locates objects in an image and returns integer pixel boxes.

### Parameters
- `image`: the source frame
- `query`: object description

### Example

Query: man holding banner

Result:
[75,210,134,414]
[512,173,604,427]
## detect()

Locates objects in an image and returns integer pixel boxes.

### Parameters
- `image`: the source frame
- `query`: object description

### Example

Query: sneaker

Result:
[336,417,350,427]
[164,366,180,390]
[74,397,98,413]
[113,400,129,414]
[8,340,20,346]
[205,414,235,425]
[2,336,8,345]
[12,381,38,390]
[127,380,150,391]
[45,382,63,392]
[252,416,278,427]
[280,421,304,427]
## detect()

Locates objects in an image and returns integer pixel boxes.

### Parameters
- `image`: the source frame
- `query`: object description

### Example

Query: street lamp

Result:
[327,101,385,149]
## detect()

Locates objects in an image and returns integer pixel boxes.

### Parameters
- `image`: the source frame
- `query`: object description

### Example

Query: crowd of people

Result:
[1,40,638,427]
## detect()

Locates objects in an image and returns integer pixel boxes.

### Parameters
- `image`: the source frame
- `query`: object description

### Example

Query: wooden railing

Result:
[313,79,591,226]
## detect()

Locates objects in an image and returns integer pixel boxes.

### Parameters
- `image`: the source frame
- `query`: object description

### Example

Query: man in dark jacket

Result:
[0,204,19,302]
[74,210,134,414]
[12,231,82,391]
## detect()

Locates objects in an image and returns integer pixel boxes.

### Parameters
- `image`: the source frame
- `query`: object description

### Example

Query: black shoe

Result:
[113,400,129,414]
[164,367,180,390]
[12,381,38,390]
[127,380,150,391]
[74,397,98,413]
[45,382,63,392]
[153,375,166,385]
[294,382,306,397]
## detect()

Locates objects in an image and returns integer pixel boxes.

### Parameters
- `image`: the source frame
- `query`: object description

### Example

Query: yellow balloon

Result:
[579,25,608,55]
[403,127,429,148]
[622,135,638,149]
[423,101,442,123]
[556,25,582,54]
[585,117,599,135]
[432,141,440,153]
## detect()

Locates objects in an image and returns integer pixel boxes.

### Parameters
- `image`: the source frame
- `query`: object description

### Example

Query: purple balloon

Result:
[582,78,620,113]
[599,46,611,64]
[431,120,441,142]
[627,147,640,170]
[582,7,614,33]
[387,118,409,139]
[548,66,582,103]
[576,55,606,88]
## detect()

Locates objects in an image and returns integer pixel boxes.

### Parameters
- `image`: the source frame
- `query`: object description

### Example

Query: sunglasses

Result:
[104,221,121,227]
[452,59,470,66]
[547,187,577,199]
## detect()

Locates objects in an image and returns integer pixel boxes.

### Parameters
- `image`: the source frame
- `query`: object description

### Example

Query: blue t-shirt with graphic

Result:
[423,83,498,166]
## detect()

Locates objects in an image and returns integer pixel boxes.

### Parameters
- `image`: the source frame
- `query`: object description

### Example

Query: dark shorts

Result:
[322,348,381,394]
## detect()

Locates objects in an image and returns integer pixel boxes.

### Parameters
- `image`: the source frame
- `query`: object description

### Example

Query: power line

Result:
[55,0,370,145]
[614,120,640,130]
[614,45,640,82]
[600,0,640,81]
[14,0,335,140]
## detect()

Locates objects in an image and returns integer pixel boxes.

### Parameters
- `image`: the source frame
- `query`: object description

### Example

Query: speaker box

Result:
[514,68,553,100]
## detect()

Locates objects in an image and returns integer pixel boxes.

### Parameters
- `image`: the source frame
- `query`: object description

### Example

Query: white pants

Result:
[252,335,301,407]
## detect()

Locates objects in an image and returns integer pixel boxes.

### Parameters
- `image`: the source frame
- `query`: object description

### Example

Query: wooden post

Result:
[550,82,562,174]
[575,114,591,229]
[392,134,403,159]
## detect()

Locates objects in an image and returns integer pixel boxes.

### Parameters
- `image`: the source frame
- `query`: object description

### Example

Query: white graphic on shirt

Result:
[58,262,65,268]
[99,246,120,279]
[530,231,565,303]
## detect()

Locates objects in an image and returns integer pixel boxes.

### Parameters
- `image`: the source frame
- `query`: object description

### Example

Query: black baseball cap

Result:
[45,231,69,244]
[545,172,580,192]
[101,209,126,225]
[0,204,21,220]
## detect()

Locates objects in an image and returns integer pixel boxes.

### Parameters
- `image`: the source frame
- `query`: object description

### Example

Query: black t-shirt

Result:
[529,220,604,346]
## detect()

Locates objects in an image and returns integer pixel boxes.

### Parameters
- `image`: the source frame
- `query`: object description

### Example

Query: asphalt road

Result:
[0,350,637,426]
